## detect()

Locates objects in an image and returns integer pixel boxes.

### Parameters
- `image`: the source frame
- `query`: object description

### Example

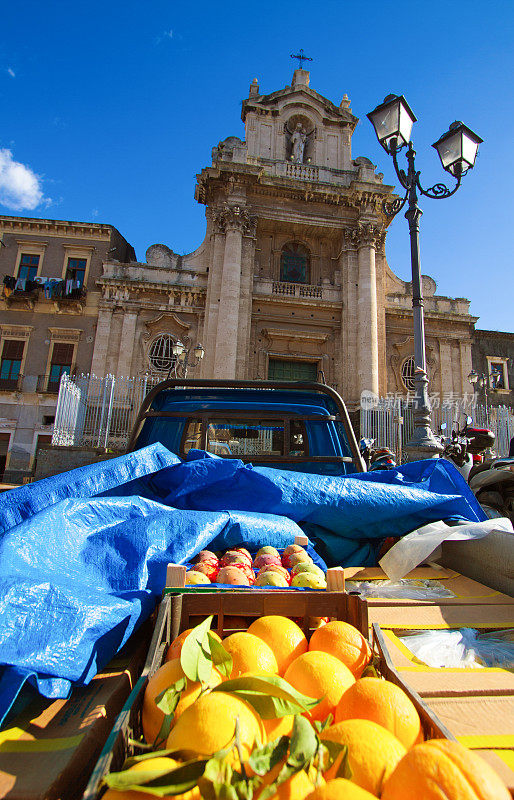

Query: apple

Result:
[232,547,253,563]
[290,562,325,580]
[193,550,219,564]
[284,551,313,569]
[217,566,250,586]
[186,570,211,585]
[255,571,289,588]
[232,562,256,585]
[255,546,280,559]
[192,561,219,580]
[253,553,282,570]
[220,551,252,568]
[291,572,327,589]
[258,564,291,582]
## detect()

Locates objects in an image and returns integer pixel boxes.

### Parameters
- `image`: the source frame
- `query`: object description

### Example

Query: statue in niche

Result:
[291,123,307,164]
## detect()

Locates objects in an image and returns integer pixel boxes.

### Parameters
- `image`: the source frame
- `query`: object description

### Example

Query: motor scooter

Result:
[439,415,494,482]
[359,438,397,471]
[468,456,514,523]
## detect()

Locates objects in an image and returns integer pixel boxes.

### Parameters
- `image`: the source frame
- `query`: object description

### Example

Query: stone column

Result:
[200,209,225,377]
[116,312,138,378]
[212,205,256,379]
[438,339,453,397]
[90,308,113,377]
[347,223,382,399]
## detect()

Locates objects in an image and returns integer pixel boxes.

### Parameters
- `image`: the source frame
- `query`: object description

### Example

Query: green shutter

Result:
[268,359,318,381]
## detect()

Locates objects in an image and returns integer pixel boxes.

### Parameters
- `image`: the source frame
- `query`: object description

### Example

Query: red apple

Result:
[192,560,219,580]
[253,553,282,570]
[217,566,250,586]
[220,551,251,568]
[232,562,256,585]
[193,550,219,564]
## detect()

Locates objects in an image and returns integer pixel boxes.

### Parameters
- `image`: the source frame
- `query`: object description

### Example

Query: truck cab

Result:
[128,379,365,475]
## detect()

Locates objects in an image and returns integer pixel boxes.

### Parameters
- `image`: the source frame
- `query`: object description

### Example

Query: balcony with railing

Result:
[0,374,24,392]
[37,371,74,394]
[253,278,341,303]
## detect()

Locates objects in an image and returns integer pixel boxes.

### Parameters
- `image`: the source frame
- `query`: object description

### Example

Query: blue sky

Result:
[1,0,513,331]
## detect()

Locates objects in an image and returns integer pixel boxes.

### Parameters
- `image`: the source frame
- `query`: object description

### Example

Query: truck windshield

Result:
[183,418,308,457]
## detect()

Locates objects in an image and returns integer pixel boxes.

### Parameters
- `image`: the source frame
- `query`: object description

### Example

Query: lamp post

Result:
[168,341,205,379]
[367,95,482,461]
[468,370,499,429]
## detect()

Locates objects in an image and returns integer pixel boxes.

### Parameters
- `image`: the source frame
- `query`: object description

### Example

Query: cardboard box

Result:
[378,627,514,697]
[0,622,151,800]
[425,695,514,797]
[363,601,514,631]
[343,566,514,606]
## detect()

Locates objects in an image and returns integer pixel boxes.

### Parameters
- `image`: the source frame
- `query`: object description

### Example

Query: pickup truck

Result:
[127,379,365,475]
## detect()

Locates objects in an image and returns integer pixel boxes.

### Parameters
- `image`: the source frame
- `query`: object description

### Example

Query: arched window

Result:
[280,242,310,284]
[401,356,416,392]
[148,334,177,373]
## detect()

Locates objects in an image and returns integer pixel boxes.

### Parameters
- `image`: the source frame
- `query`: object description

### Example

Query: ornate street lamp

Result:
[468,370,499,429]
[168,340,205,379]
[367,95,482,460]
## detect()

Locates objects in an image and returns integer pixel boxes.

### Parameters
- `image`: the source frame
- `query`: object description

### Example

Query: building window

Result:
[268,358,318,382]
[488,359,509,391]
[48,342,74,392]
[0,340,24,390]
[401,356,416,392]
[65,258,87,287]
[280,242,310,284]
[148,334,177,373]
[18,254,40,282]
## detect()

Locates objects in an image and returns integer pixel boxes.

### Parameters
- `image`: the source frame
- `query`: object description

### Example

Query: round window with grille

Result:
[148,334,176,373]
[401,356,416,392]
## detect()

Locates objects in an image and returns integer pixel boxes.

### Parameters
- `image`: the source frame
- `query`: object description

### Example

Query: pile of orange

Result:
[104,614,509,800]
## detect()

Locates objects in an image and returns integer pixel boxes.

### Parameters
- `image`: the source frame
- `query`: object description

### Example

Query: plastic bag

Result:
[398,628,514,670]
[345,578,455,600]
[379,518,513,581]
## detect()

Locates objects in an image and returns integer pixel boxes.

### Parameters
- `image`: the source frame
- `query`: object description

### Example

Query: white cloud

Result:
[156,28,173,44]
[0,148,47,211]
[7,68,15,78]
[91,208,99,218]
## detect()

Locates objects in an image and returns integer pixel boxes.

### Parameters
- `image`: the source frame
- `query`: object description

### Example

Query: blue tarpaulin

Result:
[0,443,485,726]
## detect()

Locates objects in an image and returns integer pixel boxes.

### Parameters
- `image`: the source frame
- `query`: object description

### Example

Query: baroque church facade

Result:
[90,68,476,409]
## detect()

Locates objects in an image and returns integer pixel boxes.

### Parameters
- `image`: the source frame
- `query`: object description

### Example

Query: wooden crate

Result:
[82,593,452,799]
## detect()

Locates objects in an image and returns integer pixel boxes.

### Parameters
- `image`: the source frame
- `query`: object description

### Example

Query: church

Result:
[3,68,511,481]
[90,67,476,409]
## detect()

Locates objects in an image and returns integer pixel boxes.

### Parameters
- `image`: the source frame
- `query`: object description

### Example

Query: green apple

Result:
[291,572,327,590]
[290,562,325,580]
[256,546,280,559]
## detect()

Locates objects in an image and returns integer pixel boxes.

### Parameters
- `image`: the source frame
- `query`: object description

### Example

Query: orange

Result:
[101,757,200,800]
[165,628,221,662]
[222,632,279,677]
[305,778,378,799]
[142,658,222,745]
[321,719,406,795]
[381,739,511,800]
[247,616,308,675]
[166,691,265,761]
[334,677,421,749]
[308,621,371,678]
[262,714,295,740]
[263,768,322,800]
[283,651,355,722]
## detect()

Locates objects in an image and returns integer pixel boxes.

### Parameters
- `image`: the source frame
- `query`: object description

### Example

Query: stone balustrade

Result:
[254,278,340,302]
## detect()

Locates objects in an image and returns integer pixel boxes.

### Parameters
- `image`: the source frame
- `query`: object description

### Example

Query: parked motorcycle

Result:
[359,438,397,471]
[439,416,495,482]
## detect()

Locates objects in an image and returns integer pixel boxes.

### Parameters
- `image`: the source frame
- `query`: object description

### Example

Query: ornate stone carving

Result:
[211,204,257,237]
[345,222,385,249]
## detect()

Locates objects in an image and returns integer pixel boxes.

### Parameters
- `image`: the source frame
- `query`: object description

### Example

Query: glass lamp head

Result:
[367,94,417,153]
[193,343,205,361]
[468,370,478,384]
[172,340,185,357]
[432,121,482,177]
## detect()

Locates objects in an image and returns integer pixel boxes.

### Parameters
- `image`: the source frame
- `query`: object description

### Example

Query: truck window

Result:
[181,418,308,457]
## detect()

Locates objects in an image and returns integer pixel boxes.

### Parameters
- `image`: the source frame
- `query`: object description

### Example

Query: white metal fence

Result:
[53,374,514,459]
[52,373,162,450]
[360,398,514,462]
